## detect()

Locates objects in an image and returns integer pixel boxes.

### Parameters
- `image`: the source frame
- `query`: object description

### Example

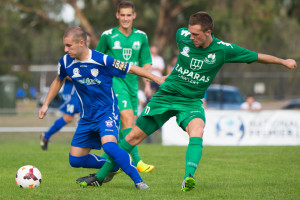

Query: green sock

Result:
[121,128,141,166]
[184,137,203,179]
[96,156,117,181]
[118,137,135,154]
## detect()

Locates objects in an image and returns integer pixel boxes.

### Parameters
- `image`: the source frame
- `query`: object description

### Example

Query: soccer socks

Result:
[101,142,143,184]
[44,117,67,140]
[69,153,119,172]
[122,128,141,165]
[184,137,203,179]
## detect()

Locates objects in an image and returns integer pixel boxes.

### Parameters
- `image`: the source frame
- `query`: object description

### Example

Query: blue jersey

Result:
[57,49,130,123]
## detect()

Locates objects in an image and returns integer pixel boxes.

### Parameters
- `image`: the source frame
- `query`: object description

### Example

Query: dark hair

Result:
[64,27,87,45]
[117,1,135,12]
[189,11,214,32]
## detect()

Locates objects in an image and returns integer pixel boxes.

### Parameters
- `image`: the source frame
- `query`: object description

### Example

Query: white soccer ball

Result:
[15,165,42,188]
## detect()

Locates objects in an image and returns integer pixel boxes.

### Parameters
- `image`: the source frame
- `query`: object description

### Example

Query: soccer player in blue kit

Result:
[38,27,164,189]
[40,34,92,150]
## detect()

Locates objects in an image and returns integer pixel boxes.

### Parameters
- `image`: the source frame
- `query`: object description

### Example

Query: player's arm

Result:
[141,63,152,97]
[38,76,64,119]
[256,54,297,70]
[129,65,165,85]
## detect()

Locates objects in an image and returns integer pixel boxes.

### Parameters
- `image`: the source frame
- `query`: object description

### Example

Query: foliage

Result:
[1,0,300,98]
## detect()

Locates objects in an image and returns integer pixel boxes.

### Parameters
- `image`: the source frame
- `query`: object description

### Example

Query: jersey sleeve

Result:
[139,34,152,67]
[224,43,258,64]
[95,33,108,53]
[57,57,67,81]
[104,54,130,78]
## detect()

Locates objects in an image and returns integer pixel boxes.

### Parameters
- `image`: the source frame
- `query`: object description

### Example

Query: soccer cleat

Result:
[40,133,48,151]
[181,176,196,192]
[103,168,123,183]
[136,160,155,173]
[76,173,96,184]
[77,173,102,188]
[135,182,150,190]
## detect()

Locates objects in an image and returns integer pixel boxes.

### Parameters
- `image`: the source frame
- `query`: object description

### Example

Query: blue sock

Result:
[102,142,143,185]
[44,117,67,140]
[69,153,119,172]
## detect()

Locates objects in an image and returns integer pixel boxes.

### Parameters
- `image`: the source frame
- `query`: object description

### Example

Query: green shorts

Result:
[136,90,205,136]
[113,77,138,116]
[115,92,138,116]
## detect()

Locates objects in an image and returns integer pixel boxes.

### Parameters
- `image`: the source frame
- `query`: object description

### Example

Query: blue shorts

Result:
[71,116,120,150]
[59,95,81,116]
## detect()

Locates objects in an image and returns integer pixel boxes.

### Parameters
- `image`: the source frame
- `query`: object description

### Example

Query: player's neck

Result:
[202,36,213,49]
[118,26,133,37]
[77,48,90,61]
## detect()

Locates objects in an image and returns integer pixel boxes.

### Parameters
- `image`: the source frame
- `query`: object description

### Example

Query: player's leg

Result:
[68,125,113,170]
[80,135,149,189]
[179,114,205,192]
[119,95,154,172]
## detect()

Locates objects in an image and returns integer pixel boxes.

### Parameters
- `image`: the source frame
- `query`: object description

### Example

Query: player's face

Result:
[64,36,83,58]
[188,24,211,48]
[116,8,136,30]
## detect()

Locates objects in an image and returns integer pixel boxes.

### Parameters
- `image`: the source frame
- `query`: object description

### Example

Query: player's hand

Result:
[39,105,48,119]
[156,76,167,85]
[283,59,297,70]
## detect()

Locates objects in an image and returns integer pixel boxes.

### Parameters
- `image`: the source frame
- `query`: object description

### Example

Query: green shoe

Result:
[181,176,196,192]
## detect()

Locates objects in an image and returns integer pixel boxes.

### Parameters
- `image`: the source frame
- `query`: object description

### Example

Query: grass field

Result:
[1,132,300,200]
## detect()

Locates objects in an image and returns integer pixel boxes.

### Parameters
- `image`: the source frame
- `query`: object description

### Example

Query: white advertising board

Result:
[162,110,300,146]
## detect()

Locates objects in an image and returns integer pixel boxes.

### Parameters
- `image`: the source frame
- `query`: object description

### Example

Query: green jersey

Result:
[160,27,258,99]
[96,27,152,96]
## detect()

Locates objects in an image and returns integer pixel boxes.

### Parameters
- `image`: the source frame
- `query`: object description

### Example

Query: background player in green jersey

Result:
[82,11,297,191]
[96,1,154,173]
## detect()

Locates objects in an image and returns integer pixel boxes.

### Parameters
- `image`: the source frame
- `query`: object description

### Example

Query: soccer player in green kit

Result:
[96,1,154,173]
[80,11,297,190]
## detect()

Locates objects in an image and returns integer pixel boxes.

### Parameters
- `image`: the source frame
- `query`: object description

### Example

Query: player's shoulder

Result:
[91,49,109,66]
[177,27,191,38]
[215,37,235,49]
[59,54,75,68]
[101,28,115,36]
[133,28,148,37]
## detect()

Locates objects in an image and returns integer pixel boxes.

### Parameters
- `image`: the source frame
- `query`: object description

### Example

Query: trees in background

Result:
[1,0,300,98]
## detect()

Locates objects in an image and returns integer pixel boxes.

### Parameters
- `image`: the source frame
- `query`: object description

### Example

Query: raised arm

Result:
[256,54,297,70]
[129,65,165,85]
[38,76,64,119]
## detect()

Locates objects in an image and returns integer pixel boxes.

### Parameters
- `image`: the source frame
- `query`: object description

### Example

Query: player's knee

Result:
[125,130,145,146]
[69,153,87,168]
[102,142,118,158]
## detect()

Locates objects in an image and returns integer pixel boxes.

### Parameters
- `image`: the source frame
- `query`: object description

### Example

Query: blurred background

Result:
[0,0,300,130]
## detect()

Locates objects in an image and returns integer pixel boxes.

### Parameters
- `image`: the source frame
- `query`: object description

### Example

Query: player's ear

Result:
[79,39,85,47]
[133,12,136,19]
[205,29,212,36]
[116,11,120,19]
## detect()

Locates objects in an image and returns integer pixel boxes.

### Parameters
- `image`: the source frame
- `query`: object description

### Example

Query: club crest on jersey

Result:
[105,120,113,128]
[72,68,82,78]
[180,46,190,57]
[112,41,122,49]
[123,48,132,60]
[132,41,140,50]
[190,58,203,70]
[91,68,99,77]
[204,53,216,64]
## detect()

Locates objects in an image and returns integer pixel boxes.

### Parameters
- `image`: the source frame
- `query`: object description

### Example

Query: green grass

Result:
[0,132,299,200]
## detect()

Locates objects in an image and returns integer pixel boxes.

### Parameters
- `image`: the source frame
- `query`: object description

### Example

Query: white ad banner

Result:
[162,110,300,146]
